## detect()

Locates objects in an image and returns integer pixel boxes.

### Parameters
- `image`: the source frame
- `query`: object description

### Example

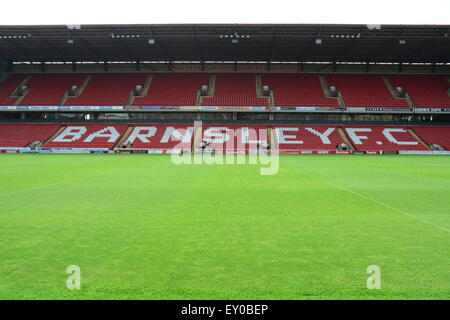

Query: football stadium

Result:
[0,23,449,302]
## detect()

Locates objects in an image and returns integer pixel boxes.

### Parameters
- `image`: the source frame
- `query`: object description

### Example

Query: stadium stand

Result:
[0,123,449,153]
[133,74,209,106]
[201,124,268,151]
[324,74,410,108]
[0,25,448,157]
[121,124,194,150]
[202,74,268,106]
[1,73,449,109]
[0,74,28,106]
[343,126,427,151]
[262,74,340,107]
[411,126,450,150]
[387,75,450,108]
[19,74,87,106]
[65,73,147,106]
[45,124,130,149]
[273,125,345,151]
[0,123,61,147]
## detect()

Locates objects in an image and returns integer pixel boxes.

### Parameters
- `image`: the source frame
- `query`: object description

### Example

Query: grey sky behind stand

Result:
[1,0,449,25]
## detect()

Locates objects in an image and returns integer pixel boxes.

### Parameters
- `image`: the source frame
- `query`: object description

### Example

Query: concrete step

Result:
[126,74,152,106]
[255,75,263,96]
[113,126,134,149]
[196,89,202,106]
[13,75,32,106]
[41,125,65,147]
[207,74,216,97]
[407,128,431,150]
[268,127,278,151]
[192,121,203,152]
[319,75,345,108]
[337,127,355,151]
[141,74,153,96]
[256,74,271,106]
[268,90,275,107]
[61,74,92,106]
[382,76,415,107]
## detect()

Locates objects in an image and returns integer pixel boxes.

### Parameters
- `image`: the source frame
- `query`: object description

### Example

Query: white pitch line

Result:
[298,168,450,234]
[0,168,127,197]
[0,159,58,169]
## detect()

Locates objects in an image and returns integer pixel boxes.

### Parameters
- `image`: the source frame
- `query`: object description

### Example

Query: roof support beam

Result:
[0,59,12,72]
[298,61,304,72]
[149,27,171,62]
[191,25,202,62]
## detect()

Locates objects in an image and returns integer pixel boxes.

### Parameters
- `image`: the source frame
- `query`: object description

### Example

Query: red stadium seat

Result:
[122,124,194,150]
[45,124,129,149]
[65,74,147,106]
[202,74,268,106]
[0,123,61,147]
[324,74,409,108]
[262,74,339,107]
[133,73,209,106]
[0,123,448,153]
[19,74,87,106]
[1,73,448,109]
[343,126,427,151]
[411,126,450,150]
[200,124,268,151]
[272,125,345,151]
[388,75,450,108]
[0,74,28,106]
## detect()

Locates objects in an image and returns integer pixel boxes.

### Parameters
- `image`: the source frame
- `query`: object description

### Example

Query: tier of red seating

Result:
[388,75,450,108]
[0,74,28,106]
[411,126,450,150]
[324,74,410,108]
[272,125,345,150]
[1,73,448,108]
[343,126,427,151]
[45,124,129,149]
[133,74,209,106]
[19,74,87,106]
[262,74,339,107]
[202,74,268,106]
[0,123,60,147]
[201,124,268,150]
[2,123,446,152]
[65,74,147,106]
[122,124,193,149]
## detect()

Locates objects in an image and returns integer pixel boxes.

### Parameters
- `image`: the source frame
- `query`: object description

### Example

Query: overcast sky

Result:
[1,0,449,25]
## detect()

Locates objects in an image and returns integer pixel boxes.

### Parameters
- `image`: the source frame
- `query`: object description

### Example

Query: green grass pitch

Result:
[0,154,449,300]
